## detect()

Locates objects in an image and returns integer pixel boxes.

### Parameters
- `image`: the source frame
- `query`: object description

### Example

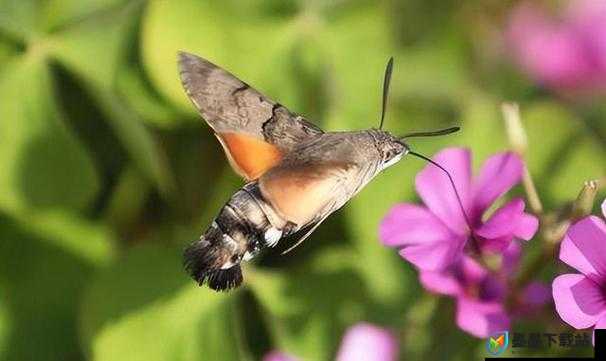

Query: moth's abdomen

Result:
[184,182,287,291]
[183,226,244,291]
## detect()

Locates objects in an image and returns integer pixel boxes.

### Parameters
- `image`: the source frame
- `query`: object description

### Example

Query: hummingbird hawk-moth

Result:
[179,51,460,291]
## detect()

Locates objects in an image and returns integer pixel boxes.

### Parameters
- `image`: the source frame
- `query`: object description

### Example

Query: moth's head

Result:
[371,130,410,169]
[371,126,462,170]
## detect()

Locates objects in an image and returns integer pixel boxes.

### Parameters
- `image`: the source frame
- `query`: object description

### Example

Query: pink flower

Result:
[263,323,398,361]
[380,147,538,271]
[420,242,550,338]
[336,323,399,361]
[506,0,606,95]
[552,199,606,334]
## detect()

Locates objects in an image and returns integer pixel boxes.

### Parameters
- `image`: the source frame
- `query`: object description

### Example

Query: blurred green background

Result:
[0,0,604,360]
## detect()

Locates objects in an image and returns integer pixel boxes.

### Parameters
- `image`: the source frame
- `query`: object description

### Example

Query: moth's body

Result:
[179,52,408,290]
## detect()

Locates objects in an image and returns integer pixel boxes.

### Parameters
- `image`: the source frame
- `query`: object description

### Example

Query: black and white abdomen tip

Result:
[183,222,245,291]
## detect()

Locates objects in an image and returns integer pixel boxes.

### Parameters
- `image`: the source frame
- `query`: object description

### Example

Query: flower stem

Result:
[501,102,543,214]
[509,179,599,304]
[522,167,543,215]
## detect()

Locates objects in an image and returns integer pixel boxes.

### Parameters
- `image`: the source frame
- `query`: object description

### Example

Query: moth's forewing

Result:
[178,51,322,180]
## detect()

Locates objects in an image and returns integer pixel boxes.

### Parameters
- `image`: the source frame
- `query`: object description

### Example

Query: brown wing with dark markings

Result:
[178,51,323,180]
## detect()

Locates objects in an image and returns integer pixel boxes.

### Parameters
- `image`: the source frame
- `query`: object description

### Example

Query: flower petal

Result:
[419,271,462,297]
[507,2,594,90]
[455,297,510,338]
[552,274,606,329]
[399,237,465,271]
[472,152,523,216]
[568,0,606,81]
[476,199,526,239]
[602,198,606,219]
[415,147,472,235]
[461,256,489,284]
[476,199,538,252]
[514,212,539,240]
[502,241,522,275]
[420,256,491,297]
[559,216,606,281]
[336,323,398,361]
[480,235,515,253]
[379,204,453,247]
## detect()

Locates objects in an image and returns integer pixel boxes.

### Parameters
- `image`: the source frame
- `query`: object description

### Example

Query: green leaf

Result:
[141,0,308,115]
[248,252,375,361]
[0,214,96,361]
[141,0,228,111]
[320,2,392,130]
[80,244,188,347]
[104,166,151,231]
[0,0,40,43]
[400,294,439,360]
[41,0,128,32]
[12,209,115,266]
[0,39,18,66]
[116,64,183,127]
[0,55,99,215]
[548,135,605,203]
[456,95,508,164]
[82,244,247,361]
[91,289,245,361]
[48,2,175,196]
[0,289,8,357]
[521,101,577,177]
[393,37,471,104]
[180,296,248,361]
[49,0,139,88]
[0,0,129,45]
[94,88,175,197]
[520,102,606,204]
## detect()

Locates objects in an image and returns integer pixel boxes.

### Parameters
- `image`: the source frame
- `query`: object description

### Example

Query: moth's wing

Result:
[280,203,334,254]
[178,51,323,180]
[259,160,365,228]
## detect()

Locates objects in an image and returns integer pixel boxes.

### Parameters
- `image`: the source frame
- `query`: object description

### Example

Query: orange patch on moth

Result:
[220,132,283,180]
[260,163,348,225]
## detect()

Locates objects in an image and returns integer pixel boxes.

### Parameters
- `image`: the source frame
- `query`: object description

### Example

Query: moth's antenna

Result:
[400,126,460,139]
[379,57,394,130]
[408,150,473,232]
